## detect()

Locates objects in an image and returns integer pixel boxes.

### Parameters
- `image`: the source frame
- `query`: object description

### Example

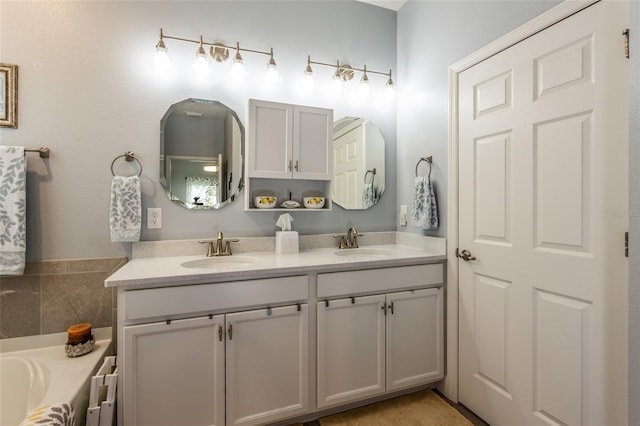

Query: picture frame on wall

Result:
[0,63,18,128]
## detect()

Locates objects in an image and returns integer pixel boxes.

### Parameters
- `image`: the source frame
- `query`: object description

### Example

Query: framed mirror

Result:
[160,99,244,209]
[332,117,385,210]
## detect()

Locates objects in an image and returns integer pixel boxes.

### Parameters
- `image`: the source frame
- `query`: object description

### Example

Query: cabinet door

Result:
[226,304,309,425]
[122,316,225,426]
[293,105,333,180]
[386,288,444,392]
[317,295,386,408]
[247,99,293,179]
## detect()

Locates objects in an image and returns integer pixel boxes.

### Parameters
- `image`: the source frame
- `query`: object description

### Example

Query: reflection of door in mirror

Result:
[160,99,244,210]
[332,117,385,210]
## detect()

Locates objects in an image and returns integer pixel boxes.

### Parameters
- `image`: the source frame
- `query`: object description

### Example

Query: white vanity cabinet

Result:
[316,266,444,409]
[119,276,309,426]
[115,255,446,425]
[123,315,226,426]
[247,99,332,180]
[225,304,309,425]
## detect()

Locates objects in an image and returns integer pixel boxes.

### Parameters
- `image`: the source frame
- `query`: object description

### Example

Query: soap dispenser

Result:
[275,213,298,254]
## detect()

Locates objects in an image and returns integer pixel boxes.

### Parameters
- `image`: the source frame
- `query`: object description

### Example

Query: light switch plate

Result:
[399,205,408,226]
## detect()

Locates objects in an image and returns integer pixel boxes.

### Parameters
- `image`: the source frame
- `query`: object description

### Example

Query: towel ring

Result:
[415,156,433,179]
[111,151,143,177]
[364,168,376,184]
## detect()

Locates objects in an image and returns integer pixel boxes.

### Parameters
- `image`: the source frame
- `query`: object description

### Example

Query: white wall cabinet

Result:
[245,99,333,211]
[247,99,332,180]
[122,304,308,426]
[317,288,443,409]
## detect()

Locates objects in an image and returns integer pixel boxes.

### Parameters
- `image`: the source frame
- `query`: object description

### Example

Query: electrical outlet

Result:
[147,208,162,229]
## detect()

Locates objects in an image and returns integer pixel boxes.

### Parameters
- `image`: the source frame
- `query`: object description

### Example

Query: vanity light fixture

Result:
[304,56,394,90]
[154,28,277,81]
[194,35,209,75]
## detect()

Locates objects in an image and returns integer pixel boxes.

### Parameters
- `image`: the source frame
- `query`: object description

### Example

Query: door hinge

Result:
[624,29,630,59]
[625,231,629,257]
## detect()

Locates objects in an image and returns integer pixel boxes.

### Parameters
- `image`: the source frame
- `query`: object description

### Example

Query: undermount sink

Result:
[333,248,395,259]
[181,256,257,269]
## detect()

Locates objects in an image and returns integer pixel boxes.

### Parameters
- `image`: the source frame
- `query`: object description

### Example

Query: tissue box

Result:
[276,231,299,255]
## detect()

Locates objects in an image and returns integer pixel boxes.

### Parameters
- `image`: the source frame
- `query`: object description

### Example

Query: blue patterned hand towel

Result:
[362,183,377,209]
[0,146,26,275]
[411,176,439,229]
[110,175,141,242]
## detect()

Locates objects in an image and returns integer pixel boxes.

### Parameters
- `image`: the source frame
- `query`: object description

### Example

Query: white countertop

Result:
[105,242,446,289]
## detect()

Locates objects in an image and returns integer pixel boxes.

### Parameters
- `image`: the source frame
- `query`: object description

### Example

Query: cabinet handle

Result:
[381,304,387,316]
[228,324,233,340]
[218,325,223,342]
[389,302,394,315]
[288,160,292,172]
[295,160,299,171]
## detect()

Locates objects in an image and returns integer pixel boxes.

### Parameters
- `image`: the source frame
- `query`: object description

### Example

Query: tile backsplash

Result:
[0,257,127,339]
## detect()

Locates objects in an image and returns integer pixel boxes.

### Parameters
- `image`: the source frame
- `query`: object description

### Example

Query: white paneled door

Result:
[458,2,628,425]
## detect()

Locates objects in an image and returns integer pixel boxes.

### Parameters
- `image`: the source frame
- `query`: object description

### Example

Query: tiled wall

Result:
[0,257,126,339]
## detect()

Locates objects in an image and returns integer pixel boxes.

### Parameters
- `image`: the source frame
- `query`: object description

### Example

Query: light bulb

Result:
[302,73,315,91]
[154,50,171,69]
[230,42,245,81]
[360,66,370,96]
[230,61,246,81]
[264,48,278,84]
[264,67,279,84]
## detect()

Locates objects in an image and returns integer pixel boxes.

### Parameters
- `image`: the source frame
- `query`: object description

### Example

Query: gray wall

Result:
[0,1,397,261]
[396,0,560,236]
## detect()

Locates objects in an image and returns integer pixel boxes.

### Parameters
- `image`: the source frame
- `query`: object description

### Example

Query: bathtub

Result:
[0,327,112,426]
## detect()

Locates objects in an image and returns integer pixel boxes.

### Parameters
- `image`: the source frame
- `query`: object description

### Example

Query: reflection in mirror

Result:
[160,99,244,209]
[332,117,385,210]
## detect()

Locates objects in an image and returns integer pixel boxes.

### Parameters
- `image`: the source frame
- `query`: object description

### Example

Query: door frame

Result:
[443,0,600,402]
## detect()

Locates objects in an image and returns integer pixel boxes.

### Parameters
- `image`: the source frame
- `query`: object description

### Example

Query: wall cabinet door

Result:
[122,315,225,426]
[292,104,332,180]
[247,100,293,179]
[386,288,444,391]
[226,304,309,425]
[247,99,332,180]
[317,295,386,409]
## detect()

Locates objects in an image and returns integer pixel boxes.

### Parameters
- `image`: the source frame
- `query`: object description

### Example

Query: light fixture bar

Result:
[157,28,274,59]
[307,57,392,79]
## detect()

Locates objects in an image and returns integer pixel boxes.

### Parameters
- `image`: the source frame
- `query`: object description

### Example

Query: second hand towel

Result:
[110,175,141,242]
[411,176,439,229]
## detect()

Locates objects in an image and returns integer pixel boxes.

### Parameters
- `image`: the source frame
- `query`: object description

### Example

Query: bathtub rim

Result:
[0,327,113,426]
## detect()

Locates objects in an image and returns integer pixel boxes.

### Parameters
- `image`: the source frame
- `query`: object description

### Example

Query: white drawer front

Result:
[317,264,443,298]
[124,275,308,322]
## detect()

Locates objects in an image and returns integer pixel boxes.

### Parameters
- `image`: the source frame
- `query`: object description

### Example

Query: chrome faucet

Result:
[200,232,239,257]
[334,227,363,249]
[346,227,360,248]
